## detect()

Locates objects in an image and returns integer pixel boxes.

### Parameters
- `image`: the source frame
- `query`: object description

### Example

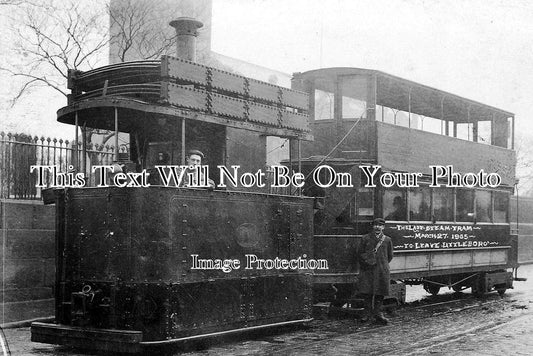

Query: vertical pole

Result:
[441,96,449,136]
[181,118,186,165]
[289,138,293,194]
[490,113,495,145]
[467,106,470,140]
[516,186,519,232]
[408,87,412,128]
[334,77,342,142]
[298,139,302,196]
[114,107,119,161]
[74,112,79,170]
[472,106,478,143]
[511,116,515,149]
[82,122,87,178]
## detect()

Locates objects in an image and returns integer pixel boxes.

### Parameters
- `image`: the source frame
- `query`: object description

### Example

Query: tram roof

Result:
[296,67,514,121]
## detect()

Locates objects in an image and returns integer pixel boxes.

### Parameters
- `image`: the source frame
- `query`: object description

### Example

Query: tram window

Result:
[380,106,395,124]
[409,187,431,221]
[456,123,474,141]
[420,116,443,135]
[476,190,492,222]
[314,89,334,120]
[342,96,366,119]
[358,187,374,216]
[493,192,508,223]
[456,189,474,222]
[384,190,407,221]
[433,189,453,221]
[477,121,492,145]
[341,76,367,119]
[328,188,357,226]
[395,110,410,127]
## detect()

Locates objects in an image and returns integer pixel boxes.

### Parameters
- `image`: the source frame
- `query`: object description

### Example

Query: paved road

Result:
[4,264,532,355]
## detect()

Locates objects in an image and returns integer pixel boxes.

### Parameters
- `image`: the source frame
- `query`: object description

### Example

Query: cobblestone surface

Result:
[3,264,532,355]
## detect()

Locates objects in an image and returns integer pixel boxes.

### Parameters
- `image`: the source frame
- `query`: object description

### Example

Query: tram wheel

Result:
[330,300,345,308]
[423,283,440,296]
[495,284,508,297]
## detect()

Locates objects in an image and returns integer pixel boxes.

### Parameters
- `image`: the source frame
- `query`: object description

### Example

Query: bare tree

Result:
[3,0,216,100]
[108,0,177,62]
[2,0,109,103]
[515,133,533,196]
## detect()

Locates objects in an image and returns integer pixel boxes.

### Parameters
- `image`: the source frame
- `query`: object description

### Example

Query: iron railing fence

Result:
[0,131,126,199]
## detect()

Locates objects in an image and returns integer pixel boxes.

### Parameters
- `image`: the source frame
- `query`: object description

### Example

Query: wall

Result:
[1,200,54,324]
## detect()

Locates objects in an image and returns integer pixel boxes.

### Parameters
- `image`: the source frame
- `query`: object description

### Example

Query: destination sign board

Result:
[385,223,510,251]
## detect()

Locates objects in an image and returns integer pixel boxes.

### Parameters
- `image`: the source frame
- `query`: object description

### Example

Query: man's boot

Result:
[360,295,372,323]
[373,297,389,325]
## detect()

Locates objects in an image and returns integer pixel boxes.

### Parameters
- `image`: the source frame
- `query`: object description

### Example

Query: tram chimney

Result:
[169,17,203,62]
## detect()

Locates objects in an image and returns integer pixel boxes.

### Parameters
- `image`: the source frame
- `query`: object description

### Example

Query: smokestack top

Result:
[170,17,203,62]
[169,17,203,36]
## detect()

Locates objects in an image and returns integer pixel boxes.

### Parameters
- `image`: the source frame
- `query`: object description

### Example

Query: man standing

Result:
[357,218,394,324]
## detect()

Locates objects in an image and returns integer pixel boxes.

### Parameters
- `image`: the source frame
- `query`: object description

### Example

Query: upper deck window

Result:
[314,89,334,120]
[341,76,367,120]
[477,121,492,145]
[456,123,474,141]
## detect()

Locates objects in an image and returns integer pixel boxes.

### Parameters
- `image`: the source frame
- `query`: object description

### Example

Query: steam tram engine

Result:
[31,18,315,353]
[291,67,518,303]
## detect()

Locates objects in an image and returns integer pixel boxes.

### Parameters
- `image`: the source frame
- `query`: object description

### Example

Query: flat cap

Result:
[187,149,204,158]
[373,218,386,225]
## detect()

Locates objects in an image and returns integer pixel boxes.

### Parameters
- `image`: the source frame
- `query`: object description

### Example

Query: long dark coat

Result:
[357,232,394,296]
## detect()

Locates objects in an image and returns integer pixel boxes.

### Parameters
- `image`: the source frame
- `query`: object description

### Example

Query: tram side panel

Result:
[510,196,533,264]
[387,223,514,278]
[33,187,314,352]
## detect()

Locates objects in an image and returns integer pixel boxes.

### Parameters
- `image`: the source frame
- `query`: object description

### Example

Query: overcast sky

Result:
[211,0,533,143]
[2,0,531,157]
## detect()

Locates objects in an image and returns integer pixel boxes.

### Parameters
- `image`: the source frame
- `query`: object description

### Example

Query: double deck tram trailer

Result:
[292,68,518,302]
[31,18,315,353]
